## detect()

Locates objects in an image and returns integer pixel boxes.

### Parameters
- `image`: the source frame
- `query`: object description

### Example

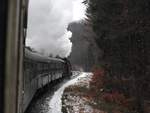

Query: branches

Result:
[86,0,150,112]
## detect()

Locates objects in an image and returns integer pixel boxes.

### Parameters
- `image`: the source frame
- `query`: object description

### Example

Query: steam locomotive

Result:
[23,48,72,112]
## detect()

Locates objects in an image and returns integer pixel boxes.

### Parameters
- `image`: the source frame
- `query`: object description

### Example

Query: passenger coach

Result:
[23,48,71,112]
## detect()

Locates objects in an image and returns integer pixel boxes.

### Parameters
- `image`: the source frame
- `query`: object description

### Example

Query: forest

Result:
[84,0,150,113]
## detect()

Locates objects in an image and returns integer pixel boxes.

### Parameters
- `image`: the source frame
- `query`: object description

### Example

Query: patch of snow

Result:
[72,71,81,77]
[74,73,92,88]
[84,105,93,113]
[48,72,92,113]
[62,73,93,113]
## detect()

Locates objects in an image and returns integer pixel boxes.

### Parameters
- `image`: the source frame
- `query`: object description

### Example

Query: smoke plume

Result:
[26,0,86,57]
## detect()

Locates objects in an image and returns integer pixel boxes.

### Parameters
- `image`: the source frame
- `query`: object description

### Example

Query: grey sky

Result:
[26,0,86,57]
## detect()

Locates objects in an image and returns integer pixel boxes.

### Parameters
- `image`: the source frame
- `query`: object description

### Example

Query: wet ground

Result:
[25,72,81,113]
[25,79,68,113]
[48,72,88,113]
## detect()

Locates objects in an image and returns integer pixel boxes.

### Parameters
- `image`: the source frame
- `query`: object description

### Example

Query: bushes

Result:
[88,67,136,112]
[89,67,106,99]
[101,91,129,108]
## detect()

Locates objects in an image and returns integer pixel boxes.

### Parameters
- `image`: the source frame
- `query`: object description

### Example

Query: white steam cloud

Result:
[26,0,86,57]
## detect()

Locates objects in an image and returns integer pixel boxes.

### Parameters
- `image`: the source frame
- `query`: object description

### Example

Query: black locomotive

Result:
[23,48,72,112]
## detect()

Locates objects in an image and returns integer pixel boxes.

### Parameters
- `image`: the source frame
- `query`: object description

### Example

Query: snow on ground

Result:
[61,73,95,113]
[73,72,92,88]
[62,94,94,113]
[48,72,92,113]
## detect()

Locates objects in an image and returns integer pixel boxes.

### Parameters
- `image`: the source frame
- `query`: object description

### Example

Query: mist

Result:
[26,0,86,57]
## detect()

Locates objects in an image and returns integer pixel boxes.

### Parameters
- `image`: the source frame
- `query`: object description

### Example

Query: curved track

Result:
[25,72,81,113]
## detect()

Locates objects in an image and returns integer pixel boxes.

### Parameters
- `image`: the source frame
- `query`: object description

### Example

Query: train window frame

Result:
[0,0,9,112]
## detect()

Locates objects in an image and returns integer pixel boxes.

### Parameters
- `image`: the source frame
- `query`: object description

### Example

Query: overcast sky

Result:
[26,0,86,57]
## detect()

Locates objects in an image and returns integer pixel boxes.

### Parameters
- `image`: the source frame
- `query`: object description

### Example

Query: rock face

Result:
[68,21,102,71]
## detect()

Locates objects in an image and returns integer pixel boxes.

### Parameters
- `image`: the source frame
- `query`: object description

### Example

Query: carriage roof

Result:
[25,48,65,63]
